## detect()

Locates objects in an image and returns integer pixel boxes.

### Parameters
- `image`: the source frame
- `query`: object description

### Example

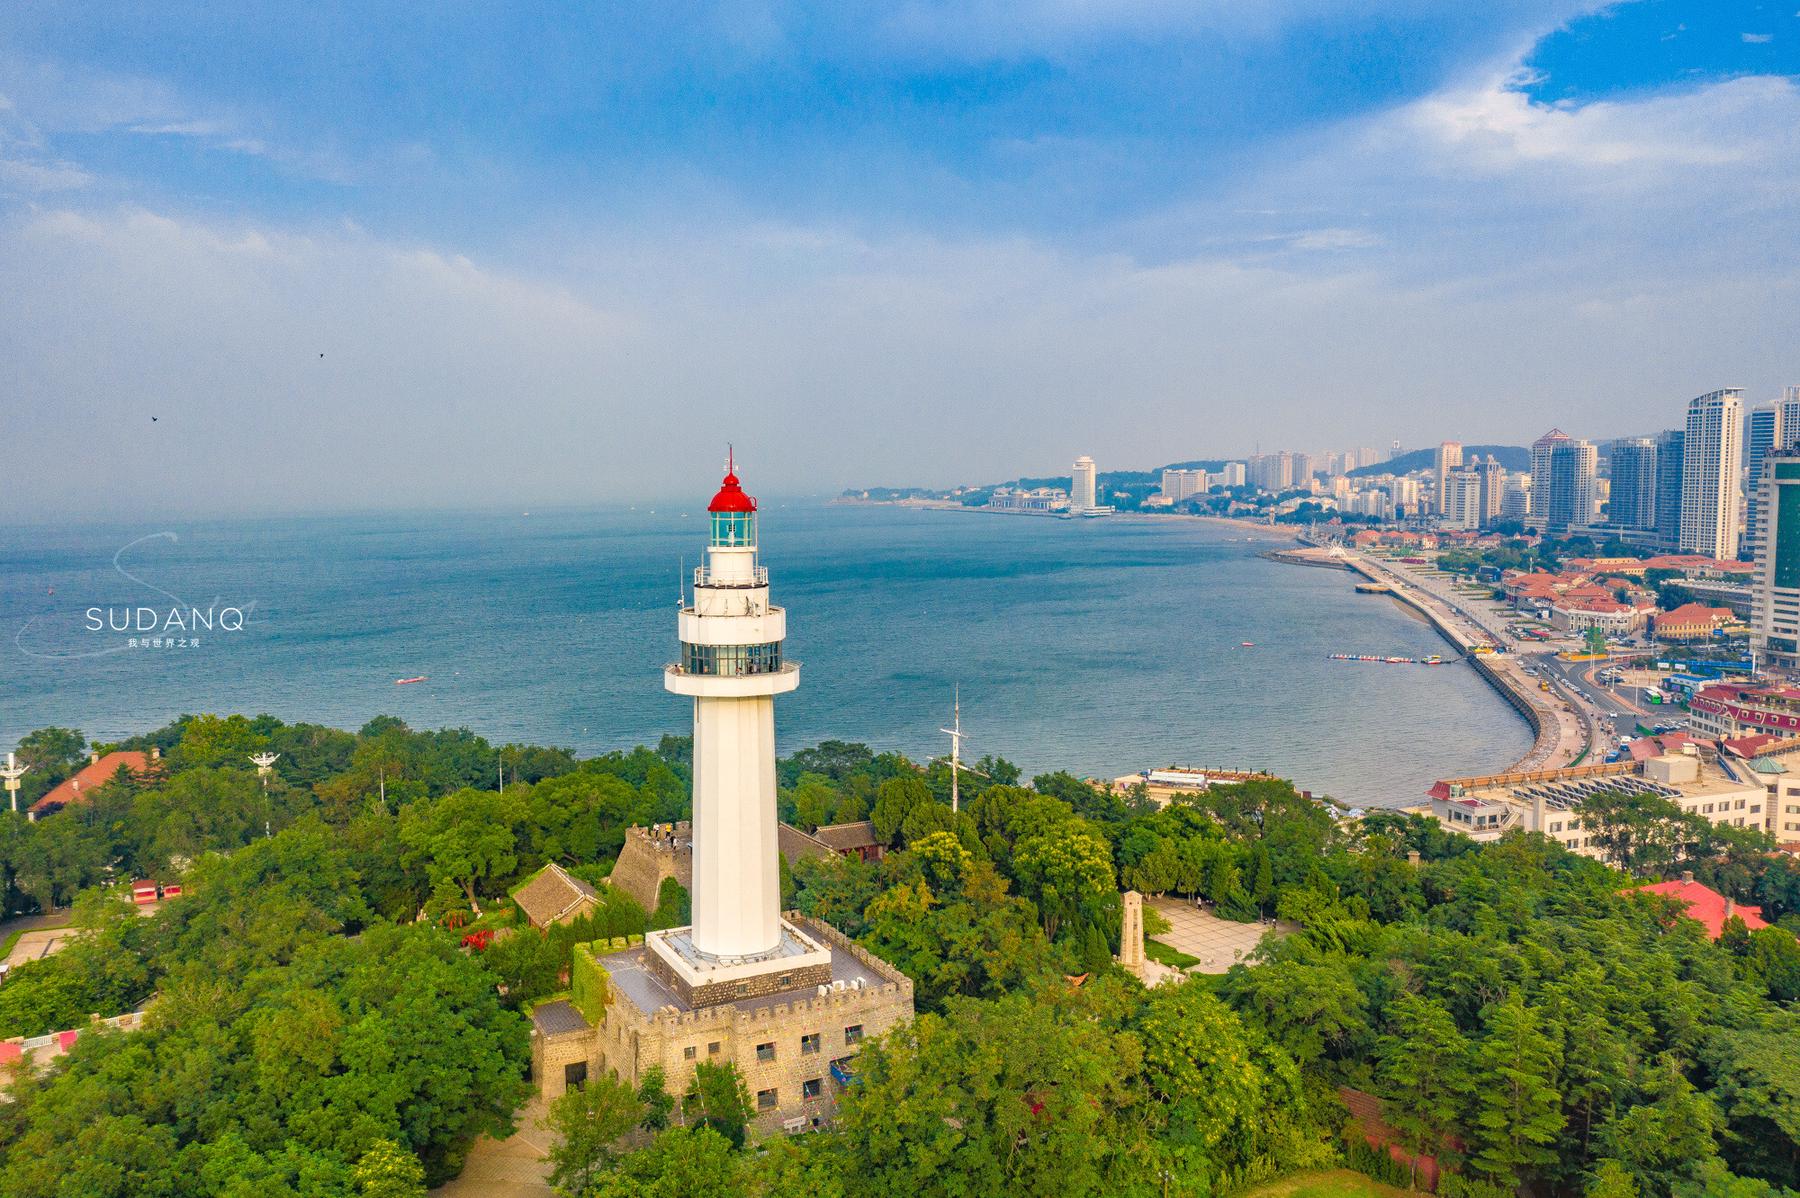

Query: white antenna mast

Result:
[938,686,986,813]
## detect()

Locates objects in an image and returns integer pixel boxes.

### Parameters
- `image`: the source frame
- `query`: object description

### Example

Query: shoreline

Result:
[1268,546,1588,775]
[832,498,1304,541]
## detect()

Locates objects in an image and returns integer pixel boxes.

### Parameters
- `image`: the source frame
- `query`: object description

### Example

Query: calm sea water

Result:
[0,502,1529,807]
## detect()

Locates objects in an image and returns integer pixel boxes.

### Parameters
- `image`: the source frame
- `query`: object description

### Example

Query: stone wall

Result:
[597,914,914,1134]
[532,1027,601,1102]
[645,948,832,1009]
[606,823,691,913]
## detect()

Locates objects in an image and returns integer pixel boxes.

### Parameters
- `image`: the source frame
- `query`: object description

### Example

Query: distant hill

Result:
[1347,445,1529,478]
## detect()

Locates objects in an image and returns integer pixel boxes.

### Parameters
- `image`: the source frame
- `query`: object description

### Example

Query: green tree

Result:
[1469,994,1565,1183]
[638,1065,675,1133]
[871,776,932,847]
[398,788,521,911]
[353,1140,427,1198]
[685,1061,755,1148]
[1374,993,1474,1186]
[543,1072,644,1195]
[590,1126,741,1198]
[1011,824,1115,940]
[1587,1160,1641,1198]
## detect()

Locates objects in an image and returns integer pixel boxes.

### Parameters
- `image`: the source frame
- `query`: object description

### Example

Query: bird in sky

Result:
[151,416,158,422]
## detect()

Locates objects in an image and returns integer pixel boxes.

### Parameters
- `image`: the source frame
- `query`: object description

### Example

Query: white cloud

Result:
[1743,32,1774,43]
[4,19,1799,515]
[1398,70,1787,170]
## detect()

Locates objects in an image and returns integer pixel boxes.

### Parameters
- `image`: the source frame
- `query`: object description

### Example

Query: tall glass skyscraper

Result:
[1747,403,1783,559]
[1754,452,1800,670]
[1545,439,1597,535]
[1679,389,1744,560]
[1609,437,1658,530]
[1654,429,1685,549]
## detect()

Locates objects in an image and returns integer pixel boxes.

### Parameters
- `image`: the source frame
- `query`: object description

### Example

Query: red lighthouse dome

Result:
[707,456,757,514]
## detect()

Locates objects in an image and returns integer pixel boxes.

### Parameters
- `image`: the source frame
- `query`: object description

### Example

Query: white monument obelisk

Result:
[664,455,799,959]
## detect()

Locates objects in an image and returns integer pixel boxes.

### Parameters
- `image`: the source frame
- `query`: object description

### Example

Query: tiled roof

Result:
[1633,880,1769,939]
[531,999,591,1037]
[1722,734,1780,759]
[1655,603,1734,629]
[510,863,599,927]
[811,821,881,852]
[777,822,836,862]
[29,752,154,815]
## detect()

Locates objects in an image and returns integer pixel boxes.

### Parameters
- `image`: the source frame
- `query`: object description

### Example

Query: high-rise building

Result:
[1475,456,1506,526]
[1680,389,1744,560]
[1782,386,1800,440]
[1501,475,1532,523]
[1753,451,1800,671]
[1747,404,1783,558]
[1545,439,1597,534]
[1071,455,1098,512]
[1609,437,1658,531]
[1220,461,1247,488]
[1248,453,1292,493]
[1388,476,1421,516]
[1433,441,1463,515]
[1357,446,1382,469]
[1161,468,1207,503]
[1444,467,1483,530]
[1654,429,1685,548]
[1530,429,1572,519]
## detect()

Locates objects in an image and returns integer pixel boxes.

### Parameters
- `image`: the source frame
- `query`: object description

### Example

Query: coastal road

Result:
[1332,550,1593,771]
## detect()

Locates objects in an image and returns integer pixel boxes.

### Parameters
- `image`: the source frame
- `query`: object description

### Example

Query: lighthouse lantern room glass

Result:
[711,510,754,547]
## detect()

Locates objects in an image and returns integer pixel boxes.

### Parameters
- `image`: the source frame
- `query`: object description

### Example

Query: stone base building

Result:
[528,913,913,1134]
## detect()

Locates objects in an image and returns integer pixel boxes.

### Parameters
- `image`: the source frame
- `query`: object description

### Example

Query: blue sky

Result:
[2,1,1797,513]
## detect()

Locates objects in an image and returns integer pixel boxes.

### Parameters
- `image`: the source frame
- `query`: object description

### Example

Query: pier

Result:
[1273,545,1591,773]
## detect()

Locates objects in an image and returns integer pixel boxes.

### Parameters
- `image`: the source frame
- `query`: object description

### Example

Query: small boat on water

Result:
[395,676,427,685]
[1241,642,1256,648]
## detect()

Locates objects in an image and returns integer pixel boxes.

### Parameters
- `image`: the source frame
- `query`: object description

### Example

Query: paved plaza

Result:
[1147,897,1288,973]
[430,1095,555,1198]
[3,928,77,972]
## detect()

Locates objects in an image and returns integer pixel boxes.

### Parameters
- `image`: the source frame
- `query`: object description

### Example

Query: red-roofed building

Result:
[1689,683,1800,741]
[1653,603,1736,642]
[1633,878,1769,939]
[1549,595,1654,636]
[1641,555,1758,579]
[28,751,156,820]
[1721,733,1781,759]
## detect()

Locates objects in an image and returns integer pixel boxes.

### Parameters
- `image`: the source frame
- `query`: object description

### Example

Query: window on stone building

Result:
[757,1041,777,1062]
[801,1033,821,1055]
[803,1077,823,1100]
[684,1046,696,1060]
[758,1088,778,1110]
[844,1024,864,1044]
[708,1041,721,1055]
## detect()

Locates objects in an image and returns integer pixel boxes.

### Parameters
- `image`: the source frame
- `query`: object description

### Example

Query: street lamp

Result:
[250,752,280,837]
[0,752,28,814]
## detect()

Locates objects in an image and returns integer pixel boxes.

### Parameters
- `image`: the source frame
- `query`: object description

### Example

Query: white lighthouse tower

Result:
[647,456,832,1003]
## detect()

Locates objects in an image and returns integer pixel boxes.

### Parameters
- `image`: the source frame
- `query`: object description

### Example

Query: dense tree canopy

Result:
[12,713,1800,1198]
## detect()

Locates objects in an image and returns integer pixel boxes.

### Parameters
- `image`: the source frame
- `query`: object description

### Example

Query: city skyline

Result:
[3,2,1798,517]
